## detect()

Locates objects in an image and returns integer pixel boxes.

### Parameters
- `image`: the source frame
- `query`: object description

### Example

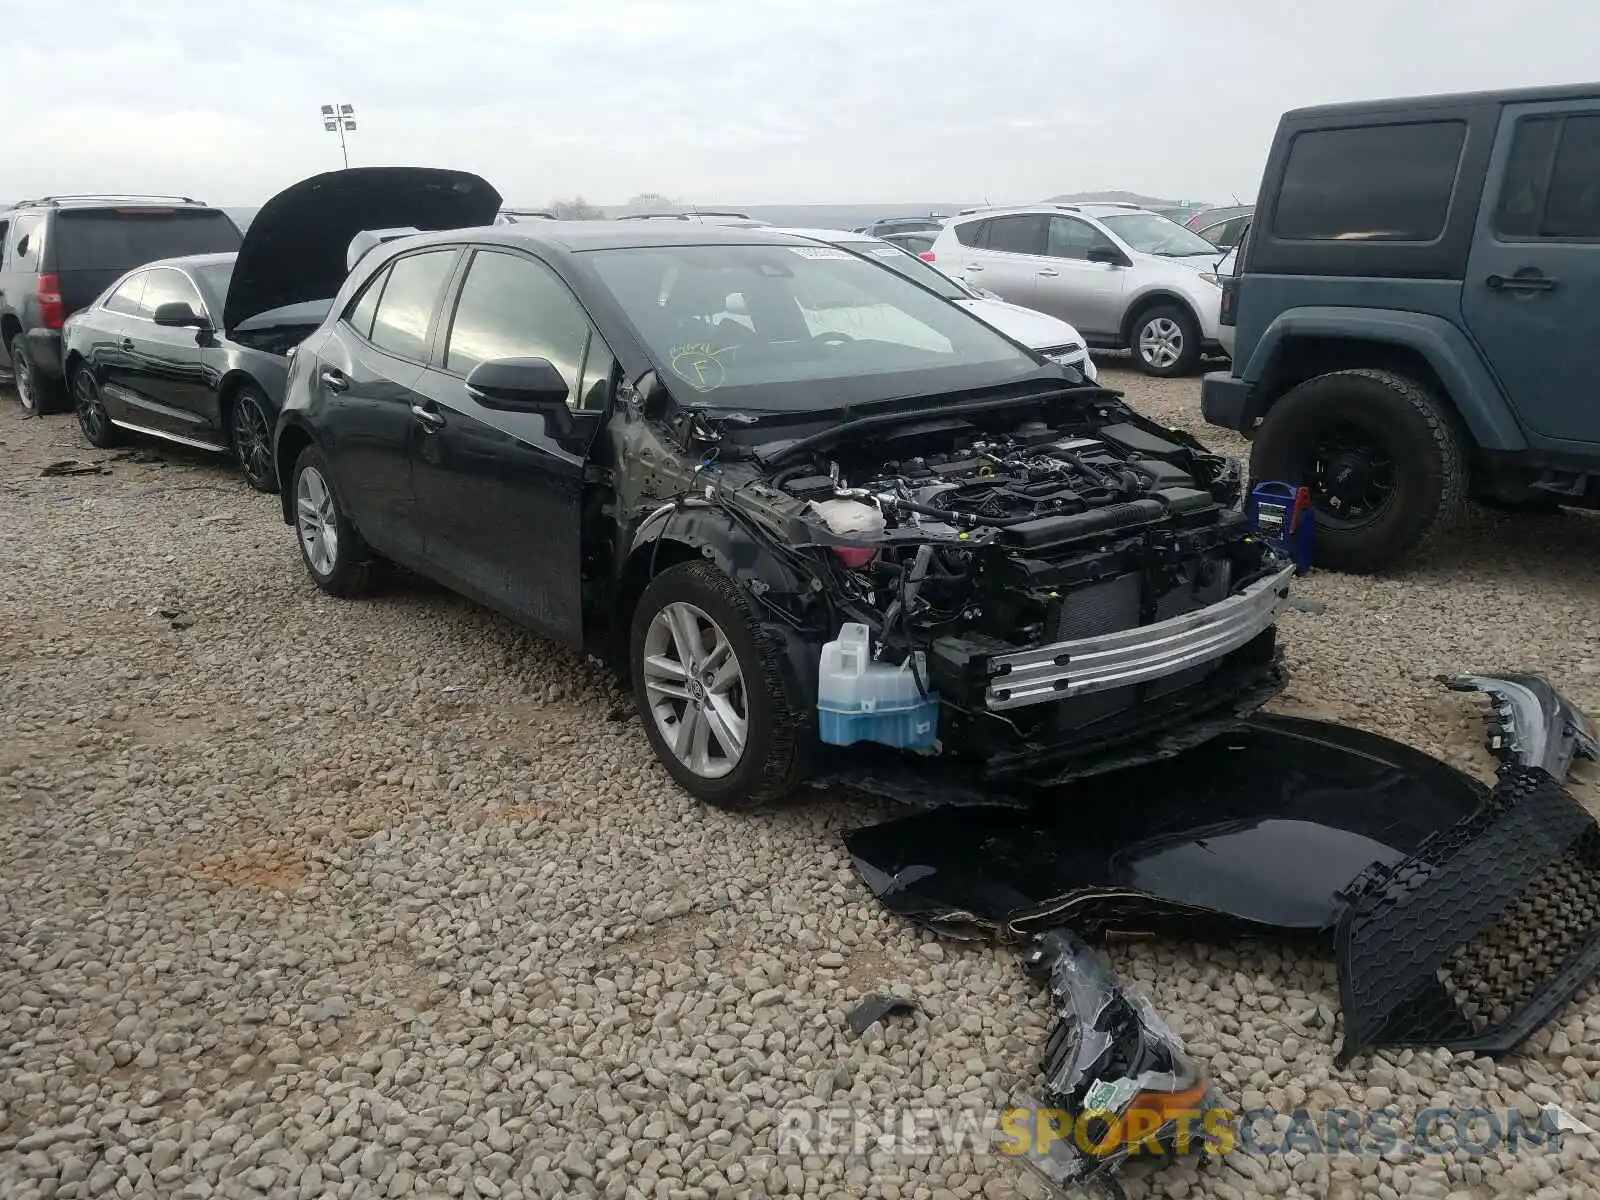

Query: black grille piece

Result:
[1055,572,1140,641]
[1334,765,1600,1066]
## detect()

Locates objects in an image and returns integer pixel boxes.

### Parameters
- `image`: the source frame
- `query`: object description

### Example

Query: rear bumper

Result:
[985,566,1294,711]
[1201,370,1253,432]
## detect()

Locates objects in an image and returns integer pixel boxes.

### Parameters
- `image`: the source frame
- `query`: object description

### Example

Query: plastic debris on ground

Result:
[1018,930,1222,1191]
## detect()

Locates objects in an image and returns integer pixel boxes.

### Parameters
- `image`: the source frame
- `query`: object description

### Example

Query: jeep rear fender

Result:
[1242,307,1526,452]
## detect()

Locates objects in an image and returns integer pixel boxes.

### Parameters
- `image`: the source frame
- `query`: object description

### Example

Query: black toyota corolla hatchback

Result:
[274,204,1291,808]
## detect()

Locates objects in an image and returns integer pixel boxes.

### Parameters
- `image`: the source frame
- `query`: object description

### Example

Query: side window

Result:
[138,268,205,319]
[984,215,1049,255]
[1496,113,1600,240]
[444,250,594,404]
[343,267,388,340]
[1046,216,1116,260]
[369,250,458,360]
[0,222,9,266]
[103,272,148,315]
[952,219,988,248]
[10,214,43,268]
[1273,121,1467,242]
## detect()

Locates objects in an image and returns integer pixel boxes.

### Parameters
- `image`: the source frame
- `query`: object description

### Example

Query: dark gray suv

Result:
[1203,82,1600,573]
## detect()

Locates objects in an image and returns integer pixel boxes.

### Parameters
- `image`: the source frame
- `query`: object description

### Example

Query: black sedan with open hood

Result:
[273,221,1292,806]
[61,168,500,490]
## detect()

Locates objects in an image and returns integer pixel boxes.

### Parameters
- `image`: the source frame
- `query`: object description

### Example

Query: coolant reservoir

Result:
[809,498,884,569]
[817,623,939,751]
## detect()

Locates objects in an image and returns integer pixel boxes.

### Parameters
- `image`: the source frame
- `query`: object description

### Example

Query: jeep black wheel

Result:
[630,561,810,809]
[1250,369,1466,574]
[1130,304,1201,377]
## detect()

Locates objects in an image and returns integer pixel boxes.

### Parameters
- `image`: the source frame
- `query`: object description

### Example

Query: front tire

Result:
[1249,368,1466,574]
[71,363,119,448]
[629,561,810,809]
[229,384,278,493]
[1130,304,1201,377]
[290,444,381,597]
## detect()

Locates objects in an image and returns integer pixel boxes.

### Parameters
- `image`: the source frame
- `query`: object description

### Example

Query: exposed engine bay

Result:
[635,387,1294,778]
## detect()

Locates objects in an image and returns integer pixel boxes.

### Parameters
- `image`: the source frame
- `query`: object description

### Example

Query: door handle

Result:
[1037,269,1060,277]
[965,263,984,271]
[118,338,134,351]
[319,367,350,393]
[411,403,445,431]
[1485,272,1556,293]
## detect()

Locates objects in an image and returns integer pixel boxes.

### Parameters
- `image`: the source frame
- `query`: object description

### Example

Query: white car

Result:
[774,227,1097,381]
[927,203,1227,377]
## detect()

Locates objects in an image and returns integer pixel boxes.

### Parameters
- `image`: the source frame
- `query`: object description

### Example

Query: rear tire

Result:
[629,561,810,809]
[290,443,382,597]
[1250,368,1466,574]
[1130,304,1202,377]
[9,333,66,414]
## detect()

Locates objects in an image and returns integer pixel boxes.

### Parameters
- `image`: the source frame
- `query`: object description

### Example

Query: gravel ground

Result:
[4,362,1600,1200]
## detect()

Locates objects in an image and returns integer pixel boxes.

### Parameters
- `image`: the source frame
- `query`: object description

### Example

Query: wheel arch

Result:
[1240,310,1526,451]
[1,312,22,351]
[274,419,316,523]
[216,369,267,433]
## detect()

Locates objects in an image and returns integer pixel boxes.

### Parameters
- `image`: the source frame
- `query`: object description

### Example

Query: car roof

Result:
[950,202,1154,221]
[767,226,886,245]
[128,251,239,271]
[1284,80,1600,121]
[386,220,819,255]
[7,194,217,212]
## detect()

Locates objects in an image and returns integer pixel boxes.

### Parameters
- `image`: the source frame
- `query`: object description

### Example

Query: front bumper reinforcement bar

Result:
[986,565,1294,712]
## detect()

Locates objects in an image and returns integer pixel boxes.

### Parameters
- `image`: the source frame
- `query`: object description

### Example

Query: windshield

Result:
[1101,213,1220,258]
[586,243,1041,409]
[837,240,968,300]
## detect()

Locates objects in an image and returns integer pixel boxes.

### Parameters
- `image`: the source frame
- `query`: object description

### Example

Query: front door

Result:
[410,247,602,646]
[116,268,219,440]
[1035,215,1129,339]
[963,214,1047,308]
[313,246,462,566]
[1463,99,1600,447]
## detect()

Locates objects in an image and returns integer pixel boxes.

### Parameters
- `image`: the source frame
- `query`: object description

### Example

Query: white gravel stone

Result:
[3,368,1599,1200]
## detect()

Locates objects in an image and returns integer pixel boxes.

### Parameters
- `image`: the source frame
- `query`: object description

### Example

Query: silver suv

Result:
[927,203,1228,376]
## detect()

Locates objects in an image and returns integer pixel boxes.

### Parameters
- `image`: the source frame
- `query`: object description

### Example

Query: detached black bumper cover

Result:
[1334,764,1600,1066]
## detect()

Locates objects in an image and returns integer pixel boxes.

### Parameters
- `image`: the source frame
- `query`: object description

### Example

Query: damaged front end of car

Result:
[610,375,1293,781]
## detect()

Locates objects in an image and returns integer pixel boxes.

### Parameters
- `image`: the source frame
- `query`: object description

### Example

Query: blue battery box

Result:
[1247,481,1315,574]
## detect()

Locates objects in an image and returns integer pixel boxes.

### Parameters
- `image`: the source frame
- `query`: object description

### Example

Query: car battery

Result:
[1247,481,1314,574]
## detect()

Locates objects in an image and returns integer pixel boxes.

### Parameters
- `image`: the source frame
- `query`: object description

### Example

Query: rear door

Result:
[312,247,461,565]
[408,247,603,646]
[963,214,1046,307]
[1463,99,1600,446]
[49,206,241,321]
[114,268,220,440]
[84,271,148,420]
[1034,215,1128,338]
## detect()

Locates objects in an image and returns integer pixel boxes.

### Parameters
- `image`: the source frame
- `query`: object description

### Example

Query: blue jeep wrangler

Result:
[1203,83,1600,573]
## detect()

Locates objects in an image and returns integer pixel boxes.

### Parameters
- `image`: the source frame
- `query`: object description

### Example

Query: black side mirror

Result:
[1087,246,1128,267]
[152,301,209,328]
[465,357,582,438]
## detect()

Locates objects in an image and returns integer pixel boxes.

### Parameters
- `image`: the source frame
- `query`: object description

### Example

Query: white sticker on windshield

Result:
[869,247,902,257]
[788,246,856,260]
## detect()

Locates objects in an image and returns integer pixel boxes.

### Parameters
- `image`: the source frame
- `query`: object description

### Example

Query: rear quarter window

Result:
[1273,121,1468,242]
[51,209,242,272]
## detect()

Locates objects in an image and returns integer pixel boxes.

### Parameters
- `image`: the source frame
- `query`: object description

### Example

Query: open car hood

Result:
[223,167,501,337]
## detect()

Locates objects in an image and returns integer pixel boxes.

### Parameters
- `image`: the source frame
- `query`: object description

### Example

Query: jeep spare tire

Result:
[1249,368,1466,574]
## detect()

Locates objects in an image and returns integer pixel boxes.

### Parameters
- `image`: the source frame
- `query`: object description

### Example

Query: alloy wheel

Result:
[1137,317,1184,370]
[13,347,36,412]
[235,396,273,485]
[641,601,749,779]
[72,370,108,442]
[1305,425,1398,529]
[295,466,340,576]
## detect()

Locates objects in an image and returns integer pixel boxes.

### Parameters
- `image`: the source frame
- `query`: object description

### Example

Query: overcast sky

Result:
[7,0,1598,208]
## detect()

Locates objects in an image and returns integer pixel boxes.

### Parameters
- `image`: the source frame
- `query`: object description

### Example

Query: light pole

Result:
[320,103,356,169]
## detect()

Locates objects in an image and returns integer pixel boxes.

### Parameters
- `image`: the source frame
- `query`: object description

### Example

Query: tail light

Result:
[1219,277,1238,328]
[37,275,65,330]
[918,251,936,262]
